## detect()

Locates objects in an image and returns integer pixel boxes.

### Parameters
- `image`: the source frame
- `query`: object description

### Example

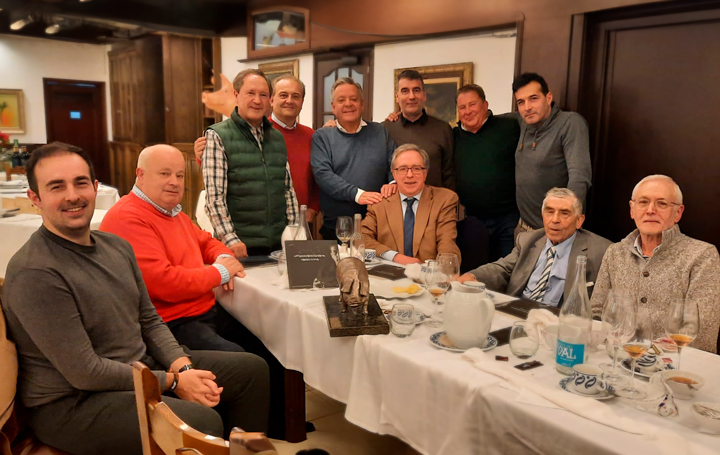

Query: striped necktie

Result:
[529,247,556,302]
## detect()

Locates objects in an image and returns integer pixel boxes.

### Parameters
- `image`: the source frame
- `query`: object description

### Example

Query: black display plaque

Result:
[323,294,390,337]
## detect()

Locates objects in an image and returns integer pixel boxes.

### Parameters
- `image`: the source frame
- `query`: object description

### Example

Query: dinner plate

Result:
[620,356,674,379]
[429,332,497,353]
[559,377,615,400]
[269,250,282,260]
[372,281,425,299]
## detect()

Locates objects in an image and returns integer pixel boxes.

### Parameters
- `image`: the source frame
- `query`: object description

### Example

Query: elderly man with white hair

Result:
[591,175,720,353]
[459,188,611,306]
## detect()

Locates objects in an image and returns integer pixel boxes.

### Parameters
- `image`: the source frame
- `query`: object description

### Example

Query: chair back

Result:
[456,216,490,274]
[195,190,214,233]
[132,362,276,455]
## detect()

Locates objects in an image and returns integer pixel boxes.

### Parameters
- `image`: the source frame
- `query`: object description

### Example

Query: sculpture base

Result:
[323,294,390,337]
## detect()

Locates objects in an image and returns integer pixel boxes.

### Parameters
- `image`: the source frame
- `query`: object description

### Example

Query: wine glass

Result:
[616,306,653,399]
[664,299,699,370]
[509,321,539,359]
[436,253,460,281]
[335,216,352,253]
[600,289,635,386]
[425,261,450,327]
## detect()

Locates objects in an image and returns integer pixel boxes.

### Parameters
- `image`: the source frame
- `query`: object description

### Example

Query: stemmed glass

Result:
[664,299,699,370]
[425,261,450,327]
[600,290,635,386]
[616,306,653,399]
[335,216,352,254]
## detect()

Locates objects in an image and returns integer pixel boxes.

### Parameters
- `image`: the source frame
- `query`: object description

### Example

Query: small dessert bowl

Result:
[657,370,704,400]
[690,402,720,434]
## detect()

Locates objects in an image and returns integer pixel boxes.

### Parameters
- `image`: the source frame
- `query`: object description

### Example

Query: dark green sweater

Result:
[454,112,520,218]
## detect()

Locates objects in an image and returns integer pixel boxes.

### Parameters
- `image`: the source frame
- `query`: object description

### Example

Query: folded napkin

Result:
[461,349,687,455]
[525,309,558,345]
[404,263,421,281]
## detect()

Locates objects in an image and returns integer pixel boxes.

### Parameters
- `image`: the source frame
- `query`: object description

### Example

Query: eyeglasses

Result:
[393,166,426,175]
[631,198,681,211]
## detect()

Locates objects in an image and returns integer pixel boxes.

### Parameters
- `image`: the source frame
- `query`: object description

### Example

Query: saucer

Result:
[365,257,383,265]
[383,310,427,326]
[559,377,615,400]
[269,250,282,260]
[621,357,674,379]
[429,332,497,353]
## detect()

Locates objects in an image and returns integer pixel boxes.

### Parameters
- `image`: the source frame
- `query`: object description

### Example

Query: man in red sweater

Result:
[100,144,247,352]
[195,74,319,214]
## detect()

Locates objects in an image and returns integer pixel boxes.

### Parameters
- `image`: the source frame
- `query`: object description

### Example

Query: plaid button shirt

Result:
[203,128,298,247]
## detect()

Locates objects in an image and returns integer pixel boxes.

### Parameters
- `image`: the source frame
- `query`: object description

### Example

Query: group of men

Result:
[2,64,719,455]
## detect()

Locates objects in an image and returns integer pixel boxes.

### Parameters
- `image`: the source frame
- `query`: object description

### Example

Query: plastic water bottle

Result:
[555,255,593,375]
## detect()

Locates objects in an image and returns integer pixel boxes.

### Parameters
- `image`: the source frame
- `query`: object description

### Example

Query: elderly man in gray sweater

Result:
[513,73,592,231]
[591,175,720,353]
[311,77,395,240]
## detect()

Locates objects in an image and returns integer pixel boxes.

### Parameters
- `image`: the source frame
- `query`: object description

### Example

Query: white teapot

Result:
[444,282,495,349]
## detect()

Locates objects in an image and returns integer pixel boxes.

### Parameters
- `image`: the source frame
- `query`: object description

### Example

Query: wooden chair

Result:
[132,362,276,455]
[3,162,25,182]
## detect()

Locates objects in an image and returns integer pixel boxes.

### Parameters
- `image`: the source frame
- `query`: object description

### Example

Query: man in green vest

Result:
[203,68,298,257]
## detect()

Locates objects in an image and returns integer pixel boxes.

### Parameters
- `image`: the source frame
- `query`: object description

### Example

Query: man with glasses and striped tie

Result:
[459,188,610,306]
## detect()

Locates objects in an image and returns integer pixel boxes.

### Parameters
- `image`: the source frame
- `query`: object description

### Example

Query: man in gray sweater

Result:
[311,77,395,239]
[1,142,269,455]
[513,73,592,230]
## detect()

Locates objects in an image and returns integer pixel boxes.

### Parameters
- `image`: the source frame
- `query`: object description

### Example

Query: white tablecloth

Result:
[0,184,120,211]
[218,265,720,455]
[0,209,107,278]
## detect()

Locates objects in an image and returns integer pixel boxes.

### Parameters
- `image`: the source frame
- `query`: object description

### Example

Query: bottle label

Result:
[556,339,585,368]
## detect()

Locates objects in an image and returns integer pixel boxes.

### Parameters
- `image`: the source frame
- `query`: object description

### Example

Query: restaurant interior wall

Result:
[220,29,516,124]
[0,34,112,143]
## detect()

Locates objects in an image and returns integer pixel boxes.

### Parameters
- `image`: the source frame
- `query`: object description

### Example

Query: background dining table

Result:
[217,262,720,455]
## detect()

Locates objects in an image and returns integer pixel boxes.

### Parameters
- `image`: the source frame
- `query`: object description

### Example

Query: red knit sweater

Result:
[269,118,320,212]
[100,192,233,322]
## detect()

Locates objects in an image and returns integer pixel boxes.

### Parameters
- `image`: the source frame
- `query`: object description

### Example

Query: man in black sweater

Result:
[1,142,270,455]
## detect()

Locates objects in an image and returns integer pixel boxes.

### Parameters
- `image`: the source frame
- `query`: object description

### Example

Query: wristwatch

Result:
[169,372,179,393]
[178,364,193,373]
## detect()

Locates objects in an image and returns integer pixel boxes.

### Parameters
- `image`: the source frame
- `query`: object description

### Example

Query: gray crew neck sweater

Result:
[311,122,395,229]
[515,103,591,228]
[2,226,185,407]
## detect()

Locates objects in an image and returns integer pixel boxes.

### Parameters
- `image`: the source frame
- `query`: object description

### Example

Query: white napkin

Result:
[270,273,323,292]
[525,309,558,344]
[404,263,421,281]
[461,349,687,455]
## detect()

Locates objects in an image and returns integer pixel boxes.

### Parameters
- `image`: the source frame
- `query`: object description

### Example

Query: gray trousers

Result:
[28,350,270,455]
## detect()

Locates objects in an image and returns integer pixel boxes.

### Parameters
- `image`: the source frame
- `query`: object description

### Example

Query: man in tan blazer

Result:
[459,188,610,306]
[362,144,461,265]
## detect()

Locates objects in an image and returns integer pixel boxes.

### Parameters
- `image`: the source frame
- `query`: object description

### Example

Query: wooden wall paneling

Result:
[137,35,166,145]
[109,47,137,142]
[173,143,204,220]
[212,38,224,124]
[109,141,142,196]
[162,35,204,144]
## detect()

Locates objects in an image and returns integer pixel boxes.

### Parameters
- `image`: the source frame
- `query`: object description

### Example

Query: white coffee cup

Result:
[570,364,607,395]
[364,248,377,261]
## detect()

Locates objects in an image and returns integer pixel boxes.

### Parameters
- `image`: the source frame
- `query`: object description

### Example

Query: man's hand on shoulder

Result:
[216,256,246,290]
[385,111,401,122]
[380,183,397,198]
[175,369,223,408]
[322,119,337,128]
[194,136,206,162]
[393,254,421,265]
[358,192,383,206]
[230,242,248,259]
[457,273,476,283]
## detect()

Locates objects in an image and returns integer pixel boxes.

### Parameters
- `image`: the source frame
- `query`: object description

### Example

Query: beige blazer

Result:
[361,186,461,263]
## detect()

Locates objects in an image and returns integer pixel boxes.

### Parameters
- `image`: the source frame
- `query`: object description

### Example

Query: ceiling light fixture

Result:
[45,24,61,34]
[10,16,34,31]
[79,0,93,2]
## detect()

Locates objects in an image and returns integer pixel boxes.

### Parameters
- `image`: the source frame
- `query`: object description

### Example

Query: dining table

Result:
[217,261,720,455]
[0,209,107,278]
[0,181,120,211]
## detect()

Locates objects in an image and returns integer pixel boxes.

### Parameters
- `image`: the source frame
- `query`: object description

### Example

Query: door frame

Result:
[42,77,109,182]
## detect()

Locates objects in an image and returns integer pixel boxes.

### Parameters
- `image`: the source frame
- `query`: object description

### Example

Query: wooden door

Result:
[163,35,204,144]
[43,78,109,183]
[314,49,373,129]
[108,48,138,143]
[576,3,720,247]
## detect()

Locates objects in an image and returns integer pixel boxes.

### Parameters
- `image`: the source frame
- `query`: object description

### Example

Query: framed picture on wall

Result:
[394,62,473,127]
[248,7,310,59]
[258,59,300,88]
[0,89,26,134]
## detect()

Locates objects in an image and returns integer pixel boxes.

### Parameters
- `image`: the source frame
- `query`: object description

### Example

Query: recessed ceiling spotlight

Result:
[79,0,93,2]
[45,24,61,34]
[10,16,34,31]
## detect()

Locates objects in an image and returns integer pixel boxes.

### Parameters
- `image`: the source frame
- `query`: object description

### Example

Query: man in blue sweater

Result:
[311,77,395,240]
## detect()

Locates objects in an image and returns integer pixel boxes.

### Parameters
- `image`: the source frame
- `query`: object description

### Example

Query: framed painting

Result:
[394,62,473,127]
[258,59,300,88]
[0,89,26,134]
[248,7,310,59]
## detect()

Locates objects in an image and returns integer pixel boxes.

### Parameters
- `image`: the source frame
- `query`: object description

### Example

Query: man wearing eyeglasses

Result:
[361,144,461,264]
[590,175,720,353]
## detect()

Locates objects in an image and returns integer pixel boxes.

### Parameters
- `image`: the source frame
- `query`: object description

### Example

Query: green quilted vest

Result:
[209,109,288,249]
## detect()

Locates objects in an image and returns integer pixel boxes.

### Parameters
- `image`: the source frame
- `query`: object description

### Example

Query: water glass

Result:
[390,303,415,338]
[509,321,539,359]
[277,252,287,276]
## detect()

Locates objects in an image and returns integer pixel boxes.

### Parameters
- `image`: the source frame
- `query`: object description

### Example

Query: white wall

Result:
[220,37,315,127]
[373,30,517,120]
[222,30,517,127]
[0,35,112,143]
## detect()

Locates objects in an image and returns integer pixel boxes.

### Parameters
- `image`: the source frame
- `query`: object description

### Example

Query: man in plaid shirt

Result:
[203,69,298,257]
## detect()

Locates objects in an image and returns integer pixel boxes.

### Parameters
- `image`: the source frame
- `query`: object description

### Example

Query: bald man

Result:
[101,145,247,352]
